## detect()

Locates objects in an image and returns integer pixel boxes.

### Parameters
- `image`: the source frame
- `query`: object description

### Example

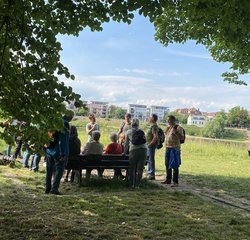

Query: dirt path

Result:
[153,178,250,217]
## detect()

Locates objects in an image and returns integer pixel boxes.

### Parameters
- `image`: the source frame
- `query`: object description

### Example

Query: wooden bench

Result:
[65,154,130,186]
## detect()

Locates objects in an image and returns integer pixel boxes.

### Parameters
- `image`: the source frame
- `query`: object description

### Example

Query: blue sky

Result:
[59,14,249,112]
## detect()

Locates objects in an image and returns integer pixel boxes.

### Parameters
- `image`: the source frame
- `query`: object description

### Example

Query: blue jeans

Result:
[23,150,30,167]
[6,145,12,156]
[30,154,41,171]
[45,155,66,193]
[147,145,156,177]
[165,148,180,184]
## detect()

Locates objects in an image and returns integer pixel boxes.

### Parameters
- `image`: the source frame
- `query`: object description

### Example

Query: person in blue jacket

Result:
[44,119,70,195]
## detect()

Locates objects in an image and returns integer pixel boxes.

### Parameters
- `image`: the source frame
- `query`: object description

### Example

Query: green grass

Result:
[0,163,249,240]
[1,117,250,239]
[155,138,250,200]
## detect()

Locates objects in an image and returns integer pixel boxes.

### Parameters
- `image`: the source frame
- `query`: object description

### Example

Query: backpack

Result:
[131,129,146,145]
[174,125,186,144]
[156,127,165,149]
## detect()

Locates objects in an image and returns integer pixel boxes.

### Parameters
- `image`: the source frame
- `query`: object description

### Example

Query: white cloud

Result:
[115,68,190,77]
[166,49,213,60]
[62,75,250,112]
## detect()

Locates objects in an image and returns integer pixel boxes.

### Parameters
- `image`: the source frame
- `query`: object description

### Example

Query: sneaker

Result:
[45,189,50,194]
[171,182,179,187]
[147,175,155,180]
[50,190,61,195]
[161,180,171,184]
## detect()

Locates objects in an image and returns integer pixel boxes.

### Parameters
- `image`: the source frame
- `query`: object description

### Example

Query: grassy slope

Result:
[0,164,249,240]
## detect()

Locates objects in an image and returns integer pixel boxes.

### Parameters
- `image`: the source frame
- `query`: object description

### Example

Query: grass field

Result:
[0,163,250,240]
[0,117,250,239]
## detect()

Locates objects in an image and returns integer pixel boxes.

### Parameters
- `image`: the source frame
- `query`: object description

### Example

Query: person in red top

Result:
[104,133,124,178]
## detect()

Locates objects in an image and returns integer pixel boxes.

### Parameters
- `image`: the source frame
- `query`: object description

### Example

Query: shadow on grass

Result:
[62,177,161,194]
[181,173,250,199]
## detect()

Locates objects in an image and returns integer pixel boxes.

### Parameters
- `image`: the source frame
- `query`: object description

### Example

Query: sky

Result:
[58,14,250,112]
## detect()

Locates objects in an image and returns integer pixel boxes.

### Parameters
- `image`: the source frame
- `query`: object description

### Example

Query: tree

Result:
[165,111,188,124]
[108,105,126,119]
[1,0,249,148]
[154,0,250,85]
[0,0,162,147]
[227,106,249,128]
[202,114,226,138]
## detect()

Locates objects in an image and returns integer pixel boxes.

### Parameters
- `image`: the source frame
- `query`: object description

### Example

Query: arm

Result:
[86,123,96,135]
[124,133,130,154]
[148,126,158,148]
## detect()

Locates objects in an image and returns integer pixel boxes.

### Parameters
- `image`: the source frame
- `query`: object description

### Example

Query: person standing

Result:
[86,114,100,142]
[44,118,70,195]
[117,113,132,153]
[161,115,184,187]
[124,119,147,188]
[146,114,159,180]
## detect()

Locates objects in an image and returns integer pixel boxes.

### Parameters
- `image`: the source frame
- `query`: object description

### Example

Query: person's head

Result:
[110,133,118,143]
[88,114,96,123]
[70,125,78,138]
[131,118,139,129]
[168,115,176,126]
[150,114,158,124]
[125,113,132,123]
[63,109,75,122]
[92,130,101,142]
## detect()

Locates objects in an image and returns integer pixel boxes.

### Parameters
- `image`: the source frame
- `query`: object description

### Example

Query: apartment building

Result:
[87,101,108,118]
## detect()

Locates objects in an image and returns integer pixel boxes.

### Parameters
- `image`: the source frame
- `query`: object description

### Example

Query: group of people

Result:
[79,112,185,189]
[5,111,185,194]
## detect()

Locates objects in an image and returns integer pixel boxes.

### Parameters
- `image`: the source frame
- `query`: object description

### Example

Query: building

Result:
[128,104,147,121]
[148,105,169,121]
[87,101,108,118]
[202,112,217,121]
[176,107,202,115]
[187,114,208,127]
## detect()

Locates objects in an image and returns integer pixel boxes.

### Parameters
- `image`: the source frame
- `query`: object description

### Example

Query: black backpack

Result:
[174,125,186,144]
[156,127,165,149]
[131,129,146,145]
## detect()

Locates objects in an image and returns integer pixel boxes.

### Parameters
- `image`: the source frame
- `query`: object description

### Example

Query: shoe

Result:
[45,189,50,194]
[50,190,61,195]
[161,180,171,184]
[171,183,179,187]
[147,175,155,180]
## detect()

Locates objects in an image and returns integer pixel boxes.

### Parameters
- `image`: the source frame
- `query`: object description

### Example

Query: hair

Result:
[168,115,176,122]
[92,130,101,141]
[131,118,139,128]
[110,133,118,142]
[152,114,158,122]
[125,113,132,119]
[70,125,78,137]
[88,113,95,120]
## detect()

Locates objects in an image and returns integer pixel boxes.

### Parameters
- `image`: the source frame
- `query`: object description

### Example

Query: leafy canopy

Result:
[0,0,249,148]
[154,0,250,85]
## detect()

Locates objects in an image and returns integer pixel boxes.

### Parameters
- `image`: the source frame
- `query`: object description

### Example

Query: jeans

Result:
[23,150,30,167]
[6,145,12,156]
[165,148,180,184]
[45,154,66,193]
[30,154,41,171]
[12,140,22,159]
[129,148,147,187]
[147,145,156,177]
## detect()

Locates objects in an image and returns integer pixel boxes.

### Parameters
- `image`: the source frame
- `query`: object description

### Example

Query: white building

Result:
[148,105,169,121]
[128,104,147,121]
[187,114,208,127]
[88,101,108,118]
